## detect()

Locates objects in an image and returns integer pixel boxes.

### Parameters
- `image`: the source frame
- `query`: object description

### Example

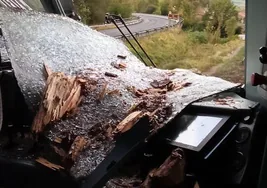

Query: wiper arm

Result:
[106,14,157,68]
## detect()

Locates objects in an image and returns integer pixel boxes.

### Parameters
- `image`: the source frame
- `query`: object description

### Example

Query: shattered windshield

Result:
[0,0,245,187]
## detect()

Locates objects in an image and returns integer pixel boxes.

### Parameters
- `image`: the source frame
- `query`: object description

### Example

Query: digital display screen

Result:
[174,116,223,147]
[164,114,228,151]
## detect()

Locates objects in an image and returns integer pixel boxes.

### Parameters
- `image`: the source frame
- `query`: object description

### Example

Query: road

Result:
[100,13,173,38]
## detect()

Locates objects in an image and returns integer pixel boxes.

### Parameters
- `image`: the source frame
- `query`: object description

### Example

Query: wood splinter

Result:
[68,136,88,161]
[32,64,87,134]
[113,111,143,134]
[36,157,64,171]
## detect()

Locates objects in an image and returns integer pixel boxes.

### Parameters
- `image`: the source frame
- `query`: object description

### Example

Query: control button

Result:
[260,47,267,54]
[235,127,251,144]
[243,115,253,124]
[232,152,246,172]
[251,73,267,86]
[260,47,267,64]
[243,116,250,122]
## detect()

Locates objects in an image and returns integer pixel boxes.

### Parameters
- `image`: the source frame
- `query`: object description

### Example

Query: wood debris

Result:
[36,157,64,171]
[105,72,118,77]
[127,101,145,114]
[213,97,234,105]
[107,89,121,96]
[98,82,108,101]
[150,78,172,89]
[141,148,185,188]
[113,111,144,134]
[44,63,52,77]
[117,55,127,59]
[68,136,88,161]
[32,66,86,134]
[111,62,127,70]
[54,137,63,144]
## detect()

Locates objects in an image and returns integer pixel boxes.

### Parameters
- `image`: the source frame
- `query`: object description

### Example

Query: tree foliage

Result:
[108,0,134,18]
[226,16,238,37]
[73,0,241,43]
[73,0,109,24]
[204,0,238,41]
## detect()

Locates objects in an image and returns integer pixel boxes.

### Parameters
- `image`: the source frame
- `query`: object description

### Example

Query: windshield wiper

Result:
[105,14,157,68]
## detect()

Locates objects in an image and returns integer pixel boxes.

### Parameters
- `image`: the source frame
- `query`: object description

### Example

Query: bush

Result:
[146,4,157,14]
[188,31,208,44]
[191,22,206,31]
[153,8,161,15]
[235,26,243,35]
[160,1,169,15]
[108,2,133,18]
[218,38,230,44]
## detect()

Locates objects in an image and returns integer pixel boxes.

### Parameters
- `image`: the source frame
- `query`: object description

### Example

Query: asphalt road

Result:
[100,13,172,38]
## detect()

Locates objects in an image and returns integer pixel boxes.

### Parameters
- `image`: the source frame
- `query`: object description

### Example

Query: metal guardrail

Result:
[90,16,142,30]
[115,18,184,39]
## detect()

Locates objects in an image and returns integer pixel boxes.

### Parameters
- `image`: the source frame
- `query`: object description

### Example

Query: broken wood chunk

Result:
[118,62,127,69]
[113,111,143,134]
[117,55,127,59]
[127,101,144,114]
[44,63,52,78]
[32,68,86,134]
[111,62,127,70]
[182,82,192,87]
[36,157,64,171]
[105,72,118,78]
[150,78,172,89]
[141,148,185,188]
[54,137,63,144]
[68,136,88,161]
[98,82,108,101]
[107,89,121,96]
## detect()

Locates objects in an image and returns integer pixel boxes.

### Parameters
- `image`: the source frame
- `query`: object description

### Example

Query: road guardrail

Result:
[115,18,184,39]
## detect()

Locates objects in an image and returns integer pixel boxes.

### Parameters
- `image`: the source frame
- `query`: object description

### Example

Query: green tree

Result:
[108,0,133,18]
[73,0,91,24]
[136,0,149,13]
[204,0,238,41]
[180,0,196,28]
[226,16,238,37]
[160,0,170,15]
[74,0,109,25]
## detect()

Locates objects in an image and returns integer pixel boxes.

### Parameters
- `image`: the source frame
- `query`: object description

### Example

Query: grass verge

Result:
[126,29,244,71]
[211,46,245,83]
[126,28,245,83]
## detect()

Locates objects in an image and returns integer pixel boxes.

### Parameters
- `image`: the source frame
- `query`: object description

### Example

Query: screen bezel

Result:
[166,113,230,152]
